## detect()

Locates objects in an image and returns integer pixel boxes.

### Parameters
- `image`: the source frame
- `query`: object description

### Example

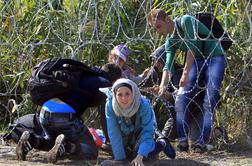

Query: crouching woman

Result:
[104,78,176,166]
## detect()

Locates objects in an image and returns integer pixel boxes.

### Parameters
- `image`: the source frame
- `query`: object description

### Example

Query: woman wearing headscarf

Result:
[104,78,175,166]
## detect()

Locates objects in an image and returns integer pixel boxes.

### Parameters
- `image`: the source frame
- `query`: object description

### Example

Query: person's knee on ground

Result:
[68,127,98,160]
[75,142,98,160]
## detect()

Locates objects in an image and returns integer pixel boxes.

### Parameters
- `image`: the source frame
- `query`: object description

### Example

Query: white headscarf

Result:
[112,78,141,118]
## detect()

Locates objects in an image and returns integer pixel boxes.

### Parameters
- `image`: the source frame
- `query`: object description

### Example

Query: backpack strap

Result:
[175,17,183,33]
[176,16,206,65]
[175,17,187,66]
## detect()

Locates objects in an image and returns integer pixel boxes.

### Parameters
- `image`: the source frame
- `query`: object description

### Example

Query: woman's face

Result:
[115,87,133,109]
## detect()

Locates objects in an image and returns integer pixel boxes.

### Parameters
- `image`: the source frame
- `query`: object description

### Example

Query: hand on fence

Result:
[140,85,173,102]
[141,67,150,78]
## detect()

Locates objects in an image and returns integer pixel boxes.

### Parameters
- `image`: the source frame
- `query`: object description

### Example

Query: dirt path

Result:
[0,144,251,166]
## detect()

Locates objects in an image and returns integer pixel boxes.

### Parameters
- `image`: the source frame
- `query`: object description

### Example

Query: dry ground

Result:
[0,143,251,166]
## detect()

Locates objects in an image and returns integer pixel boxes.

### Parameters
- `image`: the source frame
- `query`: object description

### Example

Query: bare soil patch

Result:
[0,143,251,166]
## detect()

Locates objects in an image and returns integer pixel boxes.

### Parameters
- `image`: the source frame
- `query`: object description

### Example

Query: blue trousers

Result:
[175,55,226,145]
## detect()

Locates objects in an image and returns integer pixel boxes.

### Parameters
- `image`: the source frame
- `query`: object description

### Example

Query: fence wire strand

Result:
[0,0,251,148]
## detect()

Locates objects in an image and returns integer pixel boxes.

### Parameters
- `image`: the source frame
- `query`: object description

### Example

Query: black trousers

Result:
[7,113,98,160]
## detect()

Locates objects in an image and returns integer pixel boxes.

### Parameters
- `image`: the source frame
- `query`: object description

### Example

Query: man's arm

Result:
[179,50,194,87]
[158,70,170,96]
[158,40,176,96]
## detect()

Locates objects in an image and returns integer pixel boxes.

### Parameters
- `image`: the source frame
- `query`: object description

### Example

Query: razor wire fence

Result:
[0,0,251,147]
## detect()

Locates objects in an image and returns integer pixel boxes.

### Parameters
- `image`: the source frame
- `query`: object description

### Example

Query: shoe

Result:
[47,134,65,163]
[191,143,206,153]
[161,117,176,142]
[16,131,33,161]
[177,142,189,152]
[158,138,176,159]
[101,143,112,152]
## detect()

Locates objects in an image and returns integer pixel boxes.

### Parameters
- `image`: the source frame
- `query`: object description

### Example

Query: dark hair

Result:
[102,63,122,82]
[113,83,132,92]
[149,44,166,65]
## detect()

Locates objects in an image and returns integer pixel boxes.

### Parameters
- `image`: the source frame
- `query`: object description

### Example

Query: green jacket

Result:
[163,15,225,73]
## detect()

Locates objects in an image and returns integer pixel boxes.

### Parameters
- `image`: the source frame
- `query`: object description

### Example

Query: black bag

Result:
[177,12,233,51]
[29,58,97,105]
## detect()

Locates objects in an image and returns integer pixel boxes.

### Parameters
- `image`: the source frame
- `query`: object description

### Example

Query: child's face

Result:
[112,56,125,68]
[115,87,133,109]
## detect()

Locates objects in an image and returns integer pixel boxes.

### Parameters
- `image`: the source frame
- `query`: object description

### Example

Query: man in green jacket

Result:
[148,9,227,153]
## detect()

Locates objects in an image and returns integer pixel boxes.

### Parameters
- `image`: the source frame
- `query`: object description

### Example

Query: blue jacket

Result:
[105,96,155,160]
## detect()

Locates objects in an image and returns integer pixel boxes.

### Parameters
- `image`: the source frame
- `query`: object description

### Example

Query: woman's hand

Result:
[131,154,144,166]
